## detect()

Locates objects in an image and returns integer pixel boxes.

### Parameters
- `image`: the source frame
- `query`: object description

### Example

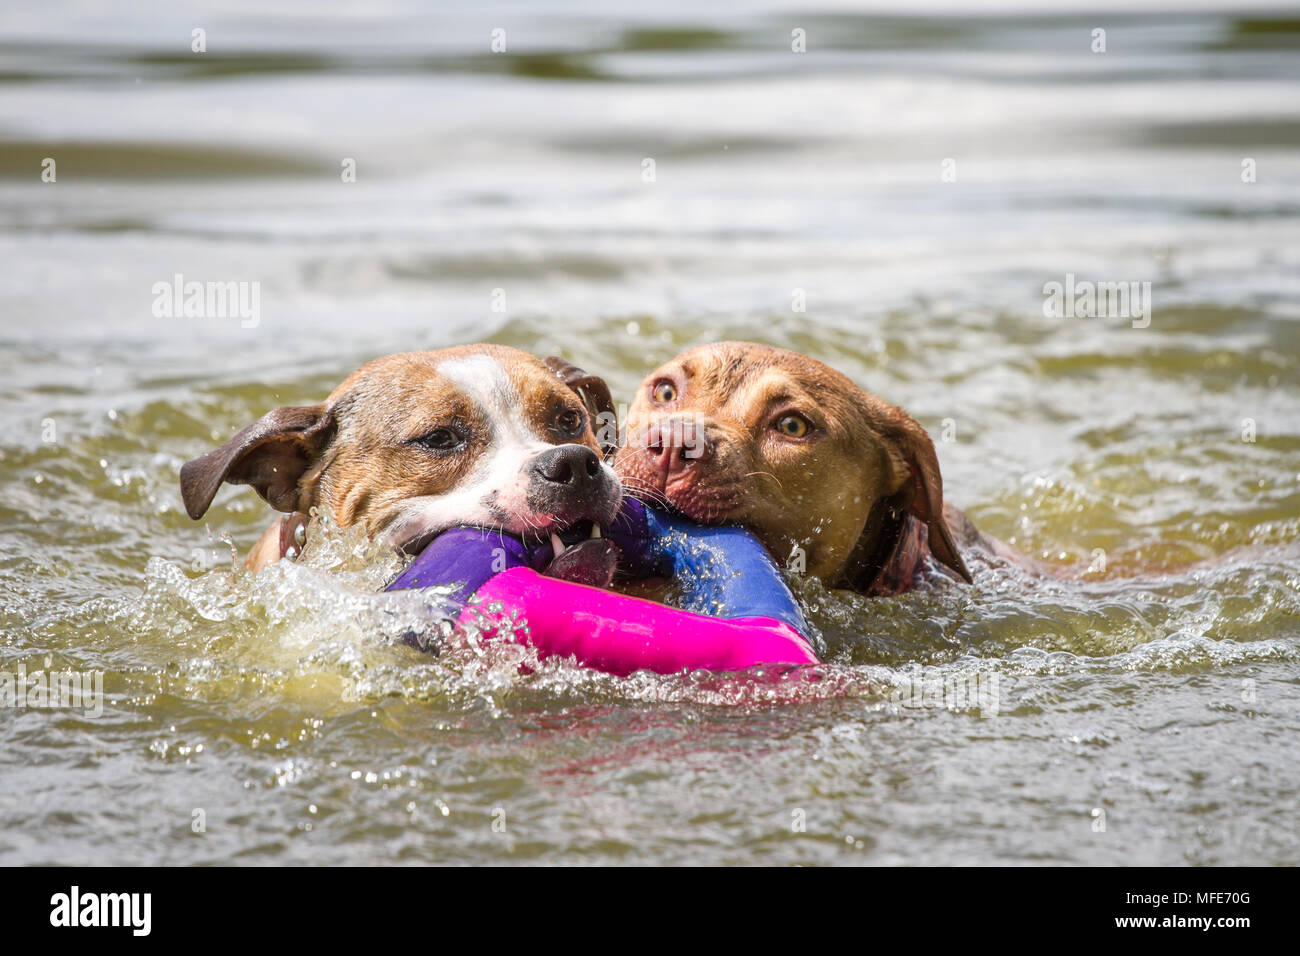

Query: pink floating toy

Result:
[387,499,819,676]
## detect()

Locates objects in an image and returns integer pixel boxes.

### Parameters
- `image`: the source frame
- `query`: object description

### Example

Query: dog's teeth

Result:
[590,525,602,539]
[550,533,565,559]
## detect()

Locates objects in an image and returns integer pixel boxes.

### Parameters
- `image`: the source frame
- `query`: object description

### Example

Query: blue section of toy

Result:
[387,497,809,641]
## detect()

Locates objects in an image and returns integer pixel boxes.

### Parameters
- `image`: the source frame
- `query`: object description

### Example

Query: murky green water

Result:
[2,1,1299,865]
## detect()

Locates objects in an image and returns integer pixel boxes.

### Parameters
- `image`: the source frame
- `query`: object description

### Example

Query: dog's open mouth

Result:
[537,518,604,563]
[397,515,604,559]
[396,514,619,589]
[531,518,620,588]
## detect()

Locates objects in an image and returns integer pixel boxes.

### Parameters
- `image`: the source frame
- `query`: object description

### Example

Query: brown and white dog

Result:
[180,345,623,575]
[616,341,1020,596]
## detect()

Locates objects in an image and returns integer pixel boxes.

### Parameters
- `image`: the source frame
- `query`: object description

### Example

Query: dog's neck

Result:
[842,504,931,596]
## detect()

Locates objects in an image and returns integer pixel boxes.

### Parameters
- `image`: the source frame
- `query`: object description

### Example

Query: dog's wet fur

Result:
[182,340,1018,597]
[180,345,623,576]
[617,341,1020,595]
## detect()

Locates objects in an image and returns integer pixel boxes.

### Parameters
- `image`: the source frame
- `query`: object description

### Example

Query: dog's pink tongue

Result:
[543,539,620,589]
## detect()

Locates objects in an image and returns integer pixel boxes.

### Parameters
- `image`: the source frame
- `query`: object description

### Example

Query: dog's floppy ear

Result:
[179,404,335,520]
[876,414,972,586]
[849,411,972,594]
[544,356,617,456]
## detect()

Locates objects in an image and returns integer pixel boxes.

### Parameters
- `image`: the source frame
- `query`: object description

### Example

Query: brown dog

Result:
[181,345,623,574]
[616,342,1015,596]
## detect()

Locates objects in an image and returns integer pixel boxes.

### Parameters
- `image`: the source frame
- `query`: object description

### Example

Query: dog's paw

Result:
[543,539,621,589]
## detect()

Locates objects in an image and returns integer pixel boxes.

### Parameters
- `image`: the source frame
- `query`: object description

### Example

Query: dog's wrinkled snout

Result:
[532,444,603,493]
[644,416,714,472]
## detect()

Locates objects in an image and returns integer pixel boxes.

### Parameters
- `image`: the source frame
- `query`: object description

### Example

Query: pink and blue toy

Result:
[386,498,819,676]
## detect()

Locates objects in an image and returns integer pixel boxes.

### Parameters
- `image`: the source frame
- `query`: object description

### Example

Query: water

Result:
[2,0,1299,865]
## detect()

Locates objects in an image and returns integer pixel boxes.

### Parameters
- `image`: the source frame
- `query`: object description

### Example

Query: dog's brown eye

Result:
[652,381,677,403]
[412,426,465,453]
[556,409,584,435]
[774,414,810,438]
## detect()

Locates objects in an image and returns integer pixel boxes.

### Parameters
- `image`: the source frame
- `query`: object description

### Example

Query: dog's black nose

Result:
[532,444,602,491]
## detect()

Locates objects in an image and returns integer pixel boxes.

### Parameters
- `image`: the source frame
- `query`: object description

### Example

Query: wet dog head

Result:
[616,341,970,592]
[180,345,622,554]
